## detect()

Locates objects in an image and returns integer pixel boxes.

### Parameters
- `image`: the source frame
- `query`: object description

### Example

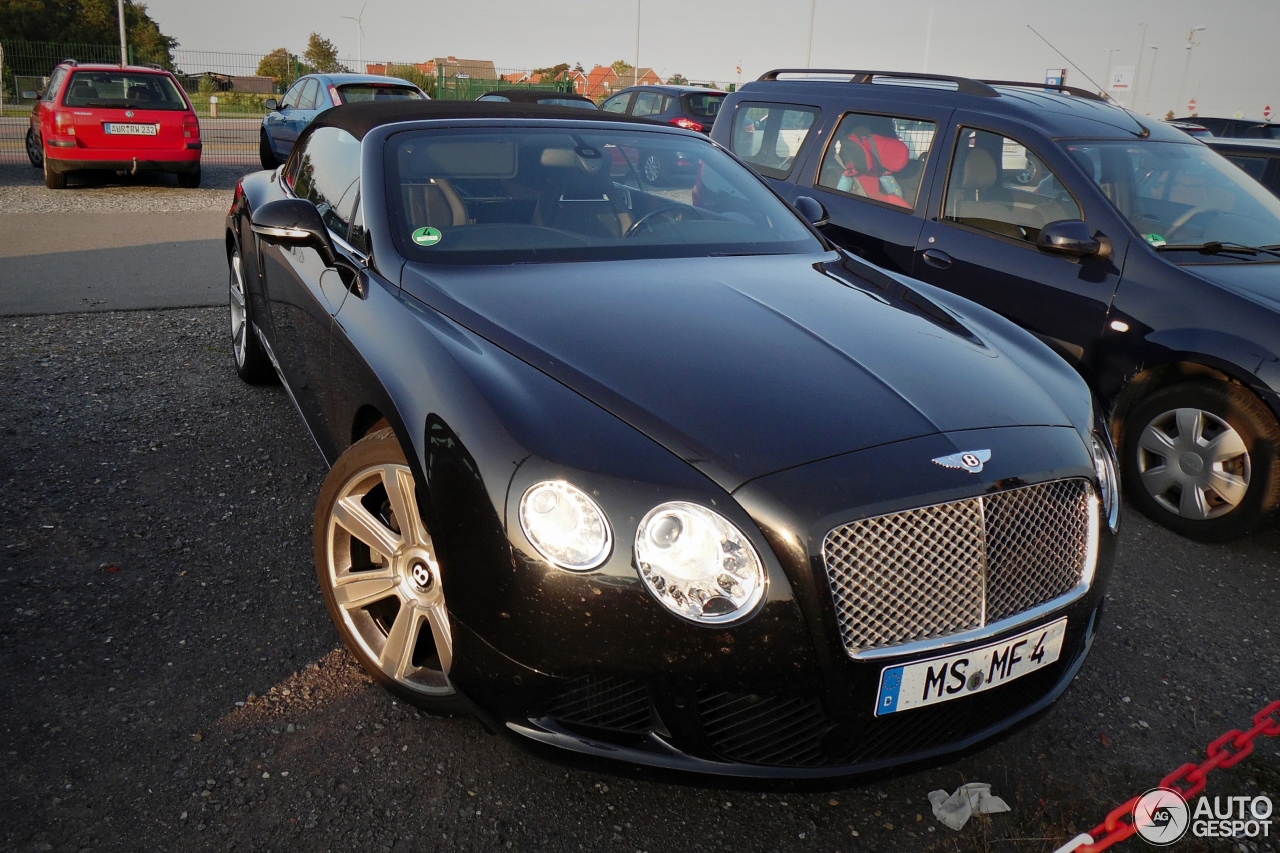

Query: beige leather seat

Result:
[402,178,468,228]
[949,148,1023,239]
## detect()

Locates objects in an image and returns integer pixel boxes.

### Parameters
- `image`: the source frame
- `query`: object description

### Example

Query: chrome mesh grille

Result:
[822,479,1093,655]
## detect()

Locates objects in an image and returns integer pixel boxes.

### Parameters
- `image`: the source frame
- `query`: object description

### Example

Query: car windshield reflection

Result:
[386,127,822,264]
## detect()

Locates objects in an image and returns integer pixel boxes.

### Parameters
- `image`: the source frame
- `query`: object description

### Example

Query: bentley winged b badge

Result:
[932,449,991,474]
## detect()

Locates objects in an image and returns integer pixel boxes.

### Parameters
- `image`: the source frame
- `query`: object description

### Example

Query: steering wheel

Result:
[1165,205,1221,240]
[624,203,710,237]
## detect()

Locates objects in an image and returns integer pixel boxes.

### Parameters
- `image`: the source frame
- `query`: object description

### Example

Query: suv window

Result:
[292,126,362,241]
[817,112,934,210]
[944,128,1080,242]
[728,102,817,179]
[632,91,668,118]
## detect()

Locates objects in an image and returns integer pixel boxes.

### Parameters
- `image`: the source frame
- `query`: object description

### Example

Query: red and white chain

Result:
[1054,698,1280,852]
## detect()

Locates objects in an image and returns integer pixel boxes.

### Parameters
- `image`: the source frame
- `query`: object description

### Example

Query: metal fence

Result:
[3,41,694,167]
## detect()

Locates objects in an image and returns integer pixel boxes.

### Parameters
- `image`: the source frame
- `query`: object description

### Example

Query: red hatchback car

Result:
[24,61,202,189]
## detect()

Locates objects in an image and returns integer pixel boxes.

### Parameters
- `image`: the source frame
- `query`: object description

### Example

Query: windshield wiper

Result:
[1157,241,1280,259]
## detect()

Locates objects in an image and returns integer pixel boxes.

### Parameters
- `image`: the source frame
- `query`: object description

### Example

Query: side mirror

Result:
[251,198,337,268]
[21,90,40,100]
[793,195,830,228]
[264,97,279,111]
[1037,219,1112,259]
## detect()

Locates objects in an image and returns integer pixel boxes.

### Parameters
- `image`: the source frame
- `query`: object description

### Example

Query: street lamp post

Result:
[1176,26,1206,117]
[1131,22,1148,112]
[117,0,127,65]
[1143,45,1159,114]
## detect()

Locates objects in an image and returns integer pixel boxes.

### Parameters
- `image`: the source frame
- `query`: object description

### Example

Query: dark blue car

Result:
[259,72,426,167]
[714,70,1280,541]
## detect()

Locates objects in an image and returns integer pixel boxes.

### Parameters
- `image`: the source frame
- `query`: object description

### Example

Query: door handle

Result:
[921,248,953,270]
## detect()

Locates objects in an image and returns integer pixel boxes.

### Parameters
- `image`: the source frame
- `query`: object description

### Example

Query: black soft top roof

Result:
[310,100,651,140]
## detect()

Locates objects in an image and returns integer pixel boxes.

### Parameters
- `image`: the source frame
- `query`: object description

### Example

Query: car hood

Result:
[1184,259,1280,311]
[400,253,1075,491]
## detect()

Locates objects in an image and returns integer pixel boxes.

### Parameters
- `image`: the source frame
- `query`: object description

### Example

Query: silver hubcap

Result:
[229,252,248,367]
[644,155,660,183]
[1137,407,1251,520]
[325,462,454,696]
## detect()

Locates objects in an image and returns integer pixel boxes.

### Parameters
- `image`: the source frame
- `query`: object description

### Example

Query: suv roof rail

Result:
[62,58,78,66]
[144,63,167,71]
[758,69,999,97]
[980,80,1106,101]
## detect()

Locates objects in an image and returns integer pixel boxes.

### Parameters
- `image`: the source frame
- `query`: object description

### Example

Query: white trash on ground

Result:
[927,782,1011,830]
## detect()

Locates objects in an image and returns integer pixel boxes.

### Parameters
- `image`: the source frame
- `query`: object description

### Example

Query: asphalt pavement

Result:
[0,170,1276,853]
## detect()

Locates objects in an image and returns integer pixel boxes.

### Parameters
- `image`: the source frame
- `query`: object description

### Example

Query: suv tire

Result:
[1123,379,1280,541]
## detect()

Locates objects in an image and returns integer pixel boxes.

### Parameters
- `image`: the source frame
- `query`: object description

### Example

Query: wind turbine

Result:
[342,3,367,74]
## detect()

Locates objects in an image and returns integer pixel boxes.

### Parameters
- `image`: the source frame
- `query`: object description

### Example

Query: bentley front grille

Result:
[822,479,1095,655]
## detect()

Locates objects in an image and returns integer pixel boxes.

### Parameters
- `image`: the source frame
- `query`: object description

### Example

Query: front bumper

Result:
[442,425,1115,781]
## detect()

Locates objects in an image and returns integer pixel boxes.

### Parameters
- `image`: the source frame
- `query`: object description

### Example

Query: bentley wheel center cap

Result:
[409,560,433,592]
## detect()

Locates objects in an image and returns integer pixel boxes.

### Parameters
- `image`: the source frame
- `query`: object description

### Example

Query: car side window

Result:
[1223,154,1268,182]
[296,79,320,111]
[632,91,666,117]
[943,128,1081,243]
[44,68,67,102]
[600,93,631,114]
[817,112,934,210]
[280,79,305,110]
[727,101,818,180]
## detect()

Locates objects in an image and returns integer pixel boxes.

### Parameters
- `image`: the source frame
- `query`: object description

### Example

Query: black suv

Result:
[712,70,1280,541]
[601,84,726,184]
[1172,116,1280,141]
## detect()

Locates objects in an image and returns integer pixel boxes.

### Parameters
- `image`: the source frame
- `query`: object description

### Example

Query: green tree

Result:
[256,47,300,89]
[667,73,688,85]
[303,32,348,74]
[610,59,633,80]
[0,0,177,67]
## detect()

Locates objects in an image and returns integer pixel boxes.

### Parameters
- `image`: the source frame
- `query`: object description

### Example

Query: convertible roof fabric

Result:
[311,100,655,140]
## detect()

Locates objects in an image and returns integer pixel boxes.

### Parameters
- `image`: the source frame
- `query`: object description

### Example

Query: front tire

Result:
[228,245,277,384]
[259,130,277,170]
[25,128,43,168]
[314,428,465,713]
[43,157,66,189]
[1122,379,1280,541]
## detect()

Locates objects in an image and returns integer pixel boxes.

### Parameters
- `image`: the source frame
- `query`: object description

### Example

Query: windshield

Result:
[386,126,822,264]
[63,70,187,110]
[1059,140,1280,251]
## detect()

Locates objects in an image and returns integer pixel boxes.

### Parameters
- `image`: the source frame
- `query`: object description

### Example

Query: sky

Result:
[142,0,1279,121]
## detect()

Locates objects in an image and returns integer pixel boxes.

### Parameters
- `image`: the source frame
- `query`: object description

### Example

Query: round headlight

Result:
[634,502,766,625]
[519,480,612,571]
[1090,432,1120,532]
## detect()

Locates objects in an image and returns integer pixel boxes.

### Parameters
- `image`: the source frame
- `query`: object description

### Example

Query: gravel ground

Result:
[1,307,1276,853]
[0,163,251,214]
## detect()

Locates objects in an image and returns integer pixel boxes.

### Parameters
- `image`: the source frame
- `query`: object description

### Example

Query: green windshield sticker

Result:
[411,226,443,247]
[1146,233,1167,247]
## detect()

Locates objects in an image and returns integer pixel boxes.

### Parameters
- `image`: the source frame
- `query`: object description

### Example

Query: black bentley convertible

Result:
[225,101,1118,780]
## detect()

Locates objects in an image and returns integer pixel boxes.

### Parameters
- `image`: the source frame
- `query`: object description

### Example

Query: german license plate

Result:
[105,123,158,136]
[874,618,1067,716]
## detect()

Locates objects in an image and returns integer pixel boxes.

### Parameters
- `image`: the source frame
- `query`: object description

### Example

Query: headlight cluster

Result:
[1089,432,1121,532]
[519,483,767,625]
